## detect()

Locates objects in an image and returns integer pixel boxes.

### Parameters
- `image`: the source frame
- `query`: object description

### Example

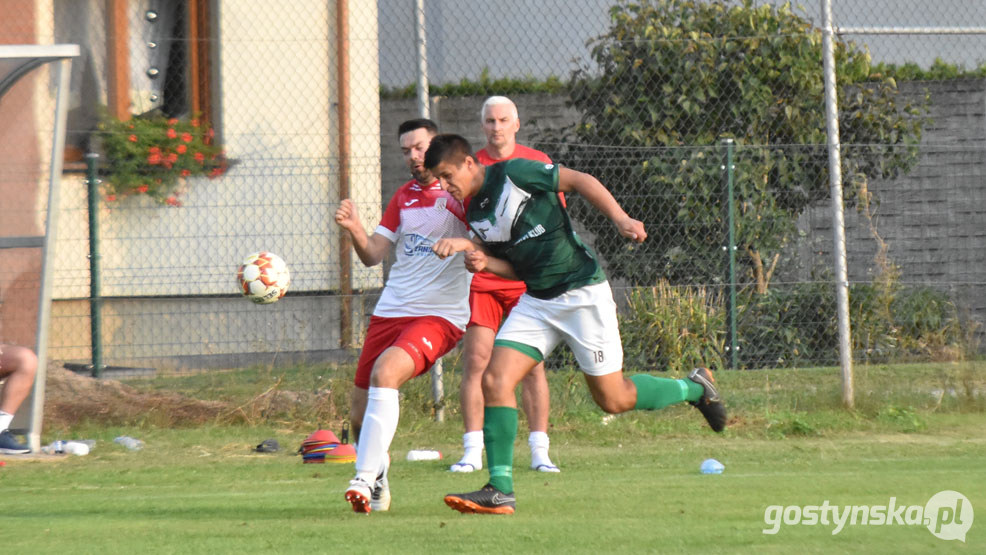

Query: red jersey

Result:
[373,179,473,329]
[470,144,557,294]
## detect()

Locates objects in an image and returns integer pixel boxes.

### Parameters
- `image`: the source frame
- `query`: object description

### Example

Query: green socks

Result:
[483,406,518,493]
[630,374,704,410]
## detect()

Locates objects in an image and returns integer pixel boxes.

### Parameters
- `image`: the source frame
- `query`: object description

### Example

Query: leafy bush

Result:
[737,282,969,368]
[618,281,726,373]
[892,286,964,360]
[533,0,926,290]
[737,282,839,368]
[98,113,227,205]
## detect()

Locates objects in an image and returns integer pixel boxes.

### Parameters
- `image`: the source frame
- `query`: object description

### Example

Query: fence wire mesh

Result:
[1,0,983,377]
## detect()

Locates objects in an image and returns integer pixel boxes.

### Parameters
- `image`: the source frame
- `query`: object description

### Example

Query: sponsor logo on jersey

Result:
[402,233,435,256]
[480,197,490,209]
[545,164,554,170]
[513,223,546,245]
[471,221,492,241]
[404,198,420,207]
[436,197,447,211]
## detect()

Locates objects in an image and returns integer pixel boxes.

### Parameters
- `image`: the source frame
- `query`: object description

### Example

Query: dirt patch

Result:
[43,364,229,431]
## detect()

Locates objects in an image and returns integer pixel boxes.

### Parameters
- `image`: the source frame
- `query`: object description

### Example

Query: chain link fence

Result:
[2,0,983,377]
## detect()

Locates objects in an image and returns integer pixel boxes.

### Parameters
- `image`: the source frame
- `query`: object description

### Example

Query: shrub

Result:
[618,281,726,373]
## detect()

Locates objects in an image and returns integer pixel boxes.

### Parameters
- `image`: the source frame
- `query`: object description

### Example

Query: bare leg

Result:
[460,326,494,434]
[0,345,38,417]
[521,362,558,471]
[583,371,637,414]
[453,326,495,471]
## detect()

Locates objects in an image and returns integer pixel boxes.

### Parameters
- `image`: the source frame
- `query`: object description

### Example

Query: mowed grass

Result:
[2,361,983,553]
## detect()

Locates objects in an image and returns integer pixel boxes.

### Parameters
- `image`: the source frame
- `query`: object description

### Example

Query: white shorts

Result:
[495,281,623,376]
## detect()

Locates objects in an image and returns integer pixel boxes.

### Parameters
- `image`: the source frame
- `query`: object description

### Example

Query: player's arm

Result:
[335,199,392,267]
[557,166,646,243]
[431,237,476,259]
[464,249,519,280]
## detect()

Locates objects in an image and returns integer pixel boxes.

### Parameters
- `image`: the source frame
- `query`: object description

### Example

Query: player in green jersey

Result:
[425,133,727,515]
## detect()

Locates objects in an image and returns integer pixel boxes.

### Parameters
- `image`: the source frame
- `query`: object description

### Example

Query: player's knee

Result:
[11,347,38,378]
[481,370,513,397]
[463,350,491,376]
[595,394,634,414]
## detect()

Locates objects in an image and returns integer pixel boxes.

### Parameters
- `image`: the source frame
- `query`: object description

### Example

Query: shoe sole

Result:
[345,489,372,513]
[444,495,515,515]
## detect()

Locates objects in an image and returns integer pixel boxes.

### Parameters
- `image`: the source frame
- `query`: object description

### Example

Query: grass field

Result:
[2,362,983,553]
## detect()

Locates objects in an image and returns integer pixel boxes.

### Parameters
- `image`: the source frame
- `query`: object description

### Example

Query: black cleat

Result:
[444,484,516,515]
[688,367,727,432]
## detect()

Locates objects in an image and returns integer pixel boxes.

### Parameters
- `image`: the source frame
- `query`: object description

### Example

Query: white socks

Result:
[529,431,560,472]
[0,410,13,432]
[354,387,400,484]
[453,430,560,472]
[451,430,484,472]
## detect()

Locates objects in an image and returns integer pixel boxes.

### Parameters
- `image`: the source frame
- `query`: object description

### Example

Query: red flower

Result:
[166,152,178,163]
[165,196,181,206]
[180,169,191,177]
[208,166,225,178]
[176,144,187,154]
[148,146,161,154]
[167,128,177,139]
[167,118,179,126]
[128,134,138,143]
[191,118,200,127]
[106,194,117,202]
[136,184,149,193]
[193,152,205,163]
[181,132,192,143]
[147,152,162,165]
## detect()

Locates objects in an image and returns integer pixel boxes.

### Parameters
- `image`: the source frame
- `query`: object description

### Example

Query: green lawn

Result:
[2,362,982,553]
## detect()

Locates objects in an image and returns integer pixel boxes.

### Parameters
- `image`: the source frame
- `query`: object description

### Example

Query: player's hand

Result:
[464,250,487,273]
[432,238,473,259]
[616,216,647,243]
[334,199,361,232]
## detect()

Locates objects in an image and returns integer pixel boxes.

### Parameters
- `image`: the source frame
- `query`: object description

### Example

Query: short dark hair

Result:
[397,118,438,138]
[424,133,474,170]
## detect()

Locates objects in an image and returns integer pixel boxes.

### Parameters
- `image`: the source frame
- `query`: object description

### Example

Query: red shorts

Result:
[467,287,526,330]
[354,315,464,389]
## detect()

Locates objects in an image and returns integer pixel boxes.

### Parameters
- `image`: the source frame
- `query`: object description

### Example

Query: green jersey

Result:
[467,159,605,299]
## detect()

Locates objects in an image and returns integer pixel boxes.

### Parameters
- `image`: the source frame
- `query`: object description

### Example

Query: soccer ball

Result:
[237,251,290,304]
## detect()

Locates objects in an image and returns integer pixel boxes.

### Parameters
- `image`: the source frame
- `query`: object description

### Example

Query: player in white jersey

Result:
[336,119,472,514]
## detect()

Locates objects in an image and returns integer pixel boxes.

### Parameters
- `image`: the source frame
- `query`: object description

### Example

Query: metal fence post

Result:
[723,139,738,368]
[431,357,444,422]
[822,0,854,408]
[85,153,104,378]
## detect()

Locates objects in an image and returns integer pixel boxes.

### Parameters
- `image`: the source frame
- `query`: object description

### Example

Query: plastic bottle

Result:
[406,449,442,461]
[114,436,144,451]
[63,441,90,456]
[41,440,66,454]
[700,458,724,474]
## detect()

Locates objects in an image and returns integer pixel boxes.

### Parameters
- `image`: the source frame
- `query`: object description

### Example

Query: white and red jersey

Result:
[372,179,472,329]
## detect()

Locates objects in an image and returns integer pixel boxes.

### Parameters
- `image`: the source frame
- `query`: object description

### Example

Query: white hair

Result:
[480,96,519,122]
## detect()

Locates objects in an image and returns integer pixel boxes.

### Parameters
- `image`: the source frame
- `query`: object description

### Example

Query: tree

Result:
[536,0,926,291]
